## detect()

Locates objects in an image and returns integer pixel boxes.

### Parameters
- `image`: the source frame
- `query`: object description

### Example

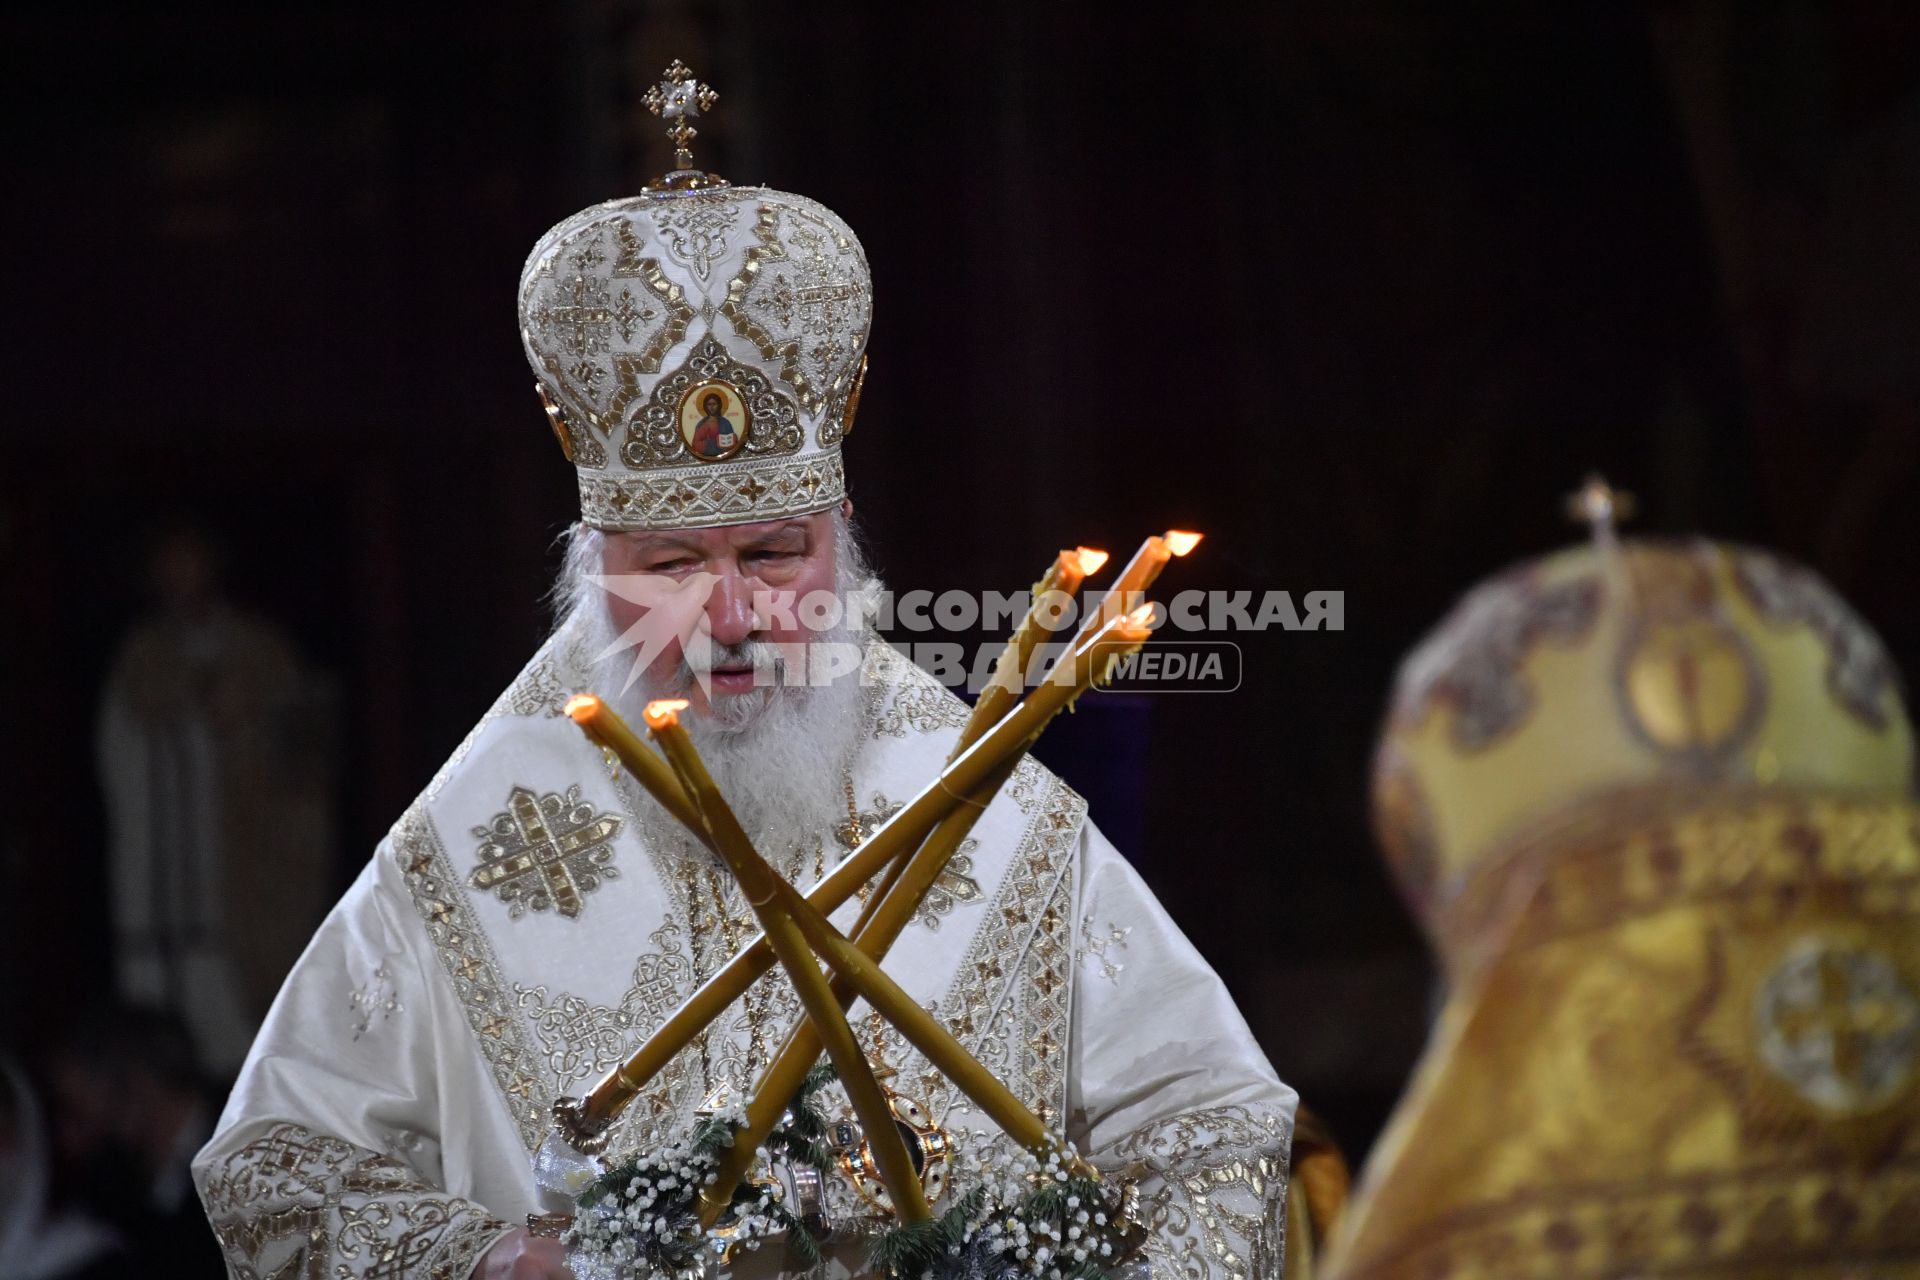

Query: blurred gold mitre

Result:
[1328,536,1920,1280]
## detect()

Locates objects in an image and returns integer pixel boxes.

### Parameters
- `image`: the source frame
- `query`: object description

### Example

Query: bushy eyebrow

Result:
[733,522,811,552]
[625,535,707,559]
[620,520,813,561]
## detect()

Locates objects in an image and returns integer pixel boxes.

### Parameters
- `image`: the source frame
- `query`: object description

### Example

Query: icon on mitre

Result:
[679,380,749,461]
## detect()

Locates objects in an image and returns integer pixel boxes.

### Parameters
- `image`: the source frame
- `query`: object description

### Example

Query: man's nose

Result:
[703,569,758,647]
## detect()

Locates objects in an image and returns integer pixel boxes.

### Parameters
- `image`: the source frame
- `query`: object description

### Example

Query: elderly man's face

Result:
[598,506,844,715]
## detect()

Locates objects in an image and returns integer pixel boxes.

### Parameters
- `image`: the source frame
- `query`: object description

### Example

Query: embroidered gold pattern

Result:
[513,937,696,1090]
[1078,917,1132,984]
[1341,1164,1920,1280]
[1733,549,1902,731]
[839,791,983,931]
[1443,792,1920,966]
[623,335,803,466]
[720,201,872,419]
[395,806,549,1149]
[578,450,844,532]
[468,785,623,921]
[1027,880,1073,1125]
[1751,934,1918,1114]
[870,650,973,739]
[1104,1104,1294,1280]
[820,350,866,448]
[200,1121,510,1280]
[1391,568,1602,751]
[522,221,693,454]
[942,780,1086,1124]
[650,191,742,282]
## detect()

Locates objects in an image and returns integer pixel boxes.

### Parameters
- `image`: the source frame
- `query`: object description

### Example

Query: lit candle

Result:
[562,606,1157,1137]
[973,546,1109,736]
[854,603,1153,961]
[643,699,935,1226]
[1075,529,1201,647]
[693,608,1154,1206]
[563,694,702,832]
[849,546,1108,935]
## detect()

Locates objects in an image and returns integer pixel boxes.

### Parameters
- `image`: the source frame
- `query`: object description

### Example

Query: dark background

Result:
[5,0,1919,1165]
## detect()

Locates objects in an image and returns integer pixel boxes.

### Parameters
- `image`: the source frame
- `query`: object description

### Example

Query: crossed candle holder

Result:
[552,532,1198,1231]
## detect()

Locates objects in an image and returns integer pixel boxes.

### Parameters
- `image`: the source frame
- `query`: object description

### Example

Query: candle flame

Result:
[564,694,602,722]
[1163,530,1203,557]
[1125,603,1157,628]
[643,698,691,728]
[1073,547,1110,576]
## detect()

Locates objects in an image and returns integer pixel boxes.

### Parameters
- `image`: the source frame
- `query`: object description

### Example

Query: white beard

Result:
[569,592,875,867]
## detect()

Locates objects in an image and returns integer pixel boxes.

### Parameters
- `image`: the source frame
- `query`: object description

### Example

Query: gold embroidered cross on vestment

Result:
[469,785,623,920]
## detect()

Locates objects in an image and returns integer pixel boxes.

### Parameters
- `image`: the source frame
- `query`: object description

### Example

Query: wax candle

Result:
[560,595,1163,1139]
[1076,529,1202,647]
[850,546,1107,937]
[974,546,1108,732]
[642,700,935,1225]
[563,694,702,832]
[693,608,1155,1206]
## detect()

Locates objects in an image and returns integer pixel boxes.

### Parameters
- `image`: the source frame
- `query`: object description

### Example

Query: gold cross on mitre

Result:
[1563,472,1636,550]
[643,59,720,178]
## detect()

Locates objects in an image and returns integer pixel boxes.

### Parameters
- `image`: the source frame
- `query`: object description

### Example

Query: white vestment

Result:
[193,625,1296,1279]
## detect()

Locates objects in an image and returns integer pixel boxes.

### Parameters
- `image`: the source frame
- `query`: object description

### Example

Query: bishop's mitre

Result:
[518,61,871,532]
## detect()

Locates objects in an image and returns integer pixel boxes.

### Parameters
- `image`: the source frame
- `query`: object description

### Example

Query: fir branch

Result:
[799,1059,838,1097]
[867,1216,946,1277]
[765,1200,825,1274]
[690,1113,736,1154]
